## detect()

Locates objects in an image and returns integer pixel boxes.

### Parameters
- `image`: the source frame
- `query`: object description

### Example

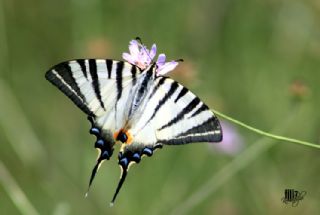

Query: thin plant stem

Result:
[169,109,297,215]
[170,138,273,215]
[0,80,105,214]
[0,161,40,215]
[0,0,9,75]
[212,109,320,149]
[0,80,46,165]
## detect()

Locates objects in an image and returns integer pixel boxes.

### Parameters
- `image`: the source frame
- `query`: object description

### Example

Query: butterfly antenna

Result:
[110,162,129,205]
[135,36,142,43]
[85,158,103,197]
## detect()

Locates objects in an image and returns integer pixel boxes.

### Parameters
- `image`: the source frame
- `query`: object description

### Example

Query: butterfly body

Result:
[46,56,222,203]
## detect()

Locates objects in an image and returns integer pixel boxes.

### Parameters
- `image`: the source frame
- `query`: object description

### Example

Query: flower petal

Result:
[139,52,151,66]
[123,39,179,72]
[210,121,244,156]
[129,40,140,56]
[122,52,135,65]
[157,61,179,75]
[149,44,157,59]
[156,54,166,66]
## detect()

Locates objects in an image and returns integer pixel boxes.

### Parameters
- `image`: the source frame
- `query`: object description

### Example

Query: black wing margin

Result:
[45,61,95,116]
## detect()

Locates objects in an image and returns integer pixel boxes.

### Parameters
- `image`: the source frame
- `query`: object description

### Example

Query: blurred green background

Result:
[0,0,320,214]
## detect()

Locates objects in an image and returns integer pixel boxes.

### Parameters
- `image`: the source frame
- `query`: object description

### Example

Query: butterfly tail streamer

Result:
[212,109,320,149]
[110,164,128,206]
[85,158,104,197]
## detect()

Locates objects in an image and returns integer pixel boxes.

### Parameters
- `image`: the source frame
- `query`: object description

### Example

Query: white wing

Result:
[111,75,223,204]
[45,59,141,132]
[122,76,222,153]
[46,59,147,194]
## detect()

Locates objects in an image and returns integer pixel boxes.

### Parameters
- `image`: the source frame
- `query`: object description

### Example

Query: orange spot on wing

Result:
[125,131,133,145]
[113,130,120,140]
[113,129,133,145]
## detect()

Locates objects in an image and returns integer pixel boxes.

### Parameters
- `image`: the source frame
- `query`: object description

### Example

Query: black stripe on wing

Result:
[106,59,113,79]
[76,59,88,79]
[88,59,105,109]
[158,97,201,131]
[178,116,221,138]
[189,103,209,118]
[45,62,95,117]
[146,80,179,125]
[158,134,220,145]
[147,76,167,100]
[159,117,222,145]
[128,68,155,118]
[174,87,188,103]
[130,65,137,86]
[116,61,124,100]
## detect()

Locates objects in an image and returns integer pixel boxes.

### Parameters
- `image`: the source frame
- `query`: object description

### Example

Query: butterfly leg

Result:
[86,117,115,196]
[110,143,163,205]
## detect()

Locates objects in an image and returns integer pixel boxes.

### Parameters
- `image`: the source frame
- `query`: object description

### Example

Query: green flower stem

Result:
[212,109,320,149]
[169,108,303,215]
[170,136,275,215]
[0,161,40,215]
[0,80,46,165]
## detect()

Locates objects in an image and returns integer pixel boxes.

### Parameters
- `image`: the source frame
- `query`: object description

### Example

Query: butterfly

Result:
[45,39,223,205]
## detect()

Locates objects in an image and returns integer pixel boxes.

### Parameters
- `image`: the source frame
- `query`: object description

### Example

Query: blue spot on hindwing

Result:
[142,147,153,156]
[132,153,141,163]
[90,127,100,135]
[95,139,104,148]
[101,151,110,160]
[119,158,129,168]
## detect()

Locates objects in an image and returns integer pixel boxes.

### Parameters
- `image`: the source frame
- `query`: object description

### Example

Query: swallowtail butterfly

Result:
[45,40,222,204]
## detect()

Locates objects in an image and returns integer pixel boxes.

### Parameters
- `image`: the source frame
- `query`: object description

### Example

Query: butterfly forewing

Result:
[45,59,139,118]
[127,76,222,146]
[46,59,144,196]
[111,73,222,203]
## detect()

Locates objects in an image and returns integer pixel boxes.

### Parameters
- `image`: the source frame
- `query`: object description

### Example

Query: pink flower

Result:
[122,39,179,75]
[210,121,244,155]
[156,54,179,75]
